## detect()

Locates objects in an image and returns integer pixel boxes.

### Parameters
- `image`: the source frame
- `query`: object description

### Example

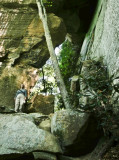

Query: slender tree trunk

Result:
[41,67,46,90]
[36,0,72,109]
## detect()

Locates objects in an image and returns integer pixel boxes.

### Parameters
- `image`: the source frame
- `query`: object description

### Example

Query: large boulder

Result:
[0,113,62,156]
[27,94,54,115]
[51,109,102,156]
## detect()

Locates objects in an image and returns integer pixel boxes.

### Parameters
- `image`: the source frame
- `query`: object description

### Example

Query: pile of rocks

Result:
[0,109,102,160]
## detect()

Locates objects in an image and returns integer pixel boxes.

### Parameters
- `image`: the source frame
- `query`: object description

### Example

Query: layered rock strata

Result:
[0,0,66,109]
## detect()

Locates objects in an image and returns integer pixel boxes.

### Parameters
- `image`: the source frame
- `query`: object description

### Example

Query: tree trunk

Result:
[36,0,72,109]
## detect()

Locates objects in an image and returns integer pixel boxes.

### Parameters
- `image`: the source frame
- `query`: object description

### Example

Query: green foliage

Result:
[40,80,54,94]
[58,40,77,90]
[43,0,53,7]
[78,58,119,136]
[54,94,65,112]
[29,59,57,98]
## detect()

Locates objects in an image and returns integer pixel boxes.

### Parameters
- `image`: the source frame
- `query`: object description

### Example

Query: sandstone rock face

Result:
[0,0,98,111]
[0,113,62,156]
[0,66,39,111]
[0,1,66,68]
[51,109,102,156]
[28,94,54,115]
[0,0,66,109]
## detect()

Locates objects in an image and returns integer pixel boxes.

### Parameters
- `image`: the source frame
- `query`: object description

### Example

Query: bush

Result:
[58,40,78,90]
[78,58,119,136]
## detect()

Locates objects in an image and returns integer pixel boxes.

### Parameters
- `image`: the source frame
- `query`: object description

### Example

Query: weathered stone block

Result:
[28,94,54,115]
[51,109,102,156]
[0,113,62,156]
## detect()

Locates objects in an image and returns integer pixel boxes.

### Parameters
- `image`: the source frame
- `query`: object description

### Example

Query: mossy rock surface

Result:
[51,109,102,156]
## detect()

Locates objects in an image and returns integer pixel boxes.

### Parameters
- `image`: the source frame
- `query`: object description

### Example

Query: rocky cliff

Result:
[0,110,102,160]
[81,0,119,110]
[0,0,98,110]
[77,0,119,151]
[0,0,66,109]
[0,0,119,159]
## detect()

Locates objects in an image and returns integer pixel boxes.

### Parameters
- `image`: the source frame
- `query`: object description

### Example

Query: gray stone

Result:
[39,118,51,132]
[88,0,119,106]
[0,114,62,155]
[51,109,89,146]
[29,113,51,132]
[33,152,57,160]
[28,113,51,129]
[51,109,102,156]
[90,0,119,75]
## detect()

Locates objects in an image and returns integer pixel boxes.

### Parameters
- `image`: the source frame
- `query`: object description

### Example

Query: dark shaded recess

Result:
[2,3,26,9]
[0,52,8,62]
[28,3,39,10]
[0,153,34,160]
[63,115,103,157]
[5,37,23,49]
[29,40,50,68]
[31,57,49,68]
[12,38,50,68]
[60,0,98,33]
[78,0,98,32]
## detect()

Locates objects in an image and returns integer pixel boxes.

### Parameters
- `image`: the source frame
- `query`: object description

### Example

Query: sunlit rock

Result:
[0,114,62,156]
[0,1,66,110]
[39,118,51,132]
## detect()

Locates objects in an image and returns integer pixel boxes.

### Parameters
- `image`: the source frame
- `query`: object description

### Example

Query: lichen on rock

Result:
[51,109,102,156]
